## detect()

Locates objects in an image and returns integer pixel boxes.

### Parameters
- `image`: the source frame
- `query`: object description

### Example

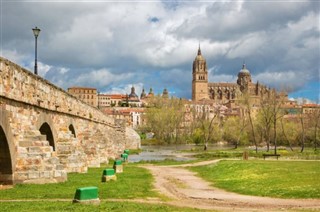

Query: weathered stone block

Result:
[19,140,33,147]
[33,140,49,146]
[15,172,28,181]
[48,157,60,165]
[28,171,40,179]
[114,165,123,173]
[17,147,28,153]
[101,175,117,182]
[28,146,42,153]
[56,165,65,170]
[41,152,51,158]
[54,170,63,178]
[40,171,51,179]
[27,153,42,158]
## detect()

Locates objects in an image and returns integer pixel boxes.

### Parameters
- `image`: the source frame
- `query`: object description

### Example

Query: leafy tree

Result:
[190,103,223,150]
[192,128,204,145]
[223,116,248,148]
[143,96,185,144]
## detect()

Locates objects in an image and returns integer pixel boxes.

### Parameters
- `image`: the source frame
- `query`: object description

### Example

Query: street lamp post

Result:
[32,27,41,75]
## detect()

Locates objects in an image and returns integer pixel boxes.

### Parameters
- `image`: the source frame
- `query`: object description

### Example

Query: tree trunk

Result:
[314,118,319,151]
[204,142,208,151]
[300,115,305,153]
[248,110,258,153]
[274,113,277,155]
[280,119,294,151]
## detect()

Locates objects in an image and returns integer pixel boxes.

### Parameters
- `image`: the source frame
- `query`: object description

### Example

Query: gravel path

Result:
[141,160,320,211]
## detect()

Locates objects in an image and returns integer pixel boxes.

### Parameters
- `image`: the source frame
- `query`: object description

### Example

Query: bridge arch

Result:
[0,110,15,184]
[39,122,55,151]
[36,113,57,151]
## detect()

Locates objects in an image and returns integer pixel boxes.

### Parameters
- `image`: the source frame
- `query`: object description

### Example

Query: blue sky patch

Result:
[148,17,160,23]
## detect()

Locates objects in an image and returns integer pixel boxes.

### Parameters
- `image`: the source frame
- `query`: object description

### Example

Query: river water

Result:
[129,144,232,163]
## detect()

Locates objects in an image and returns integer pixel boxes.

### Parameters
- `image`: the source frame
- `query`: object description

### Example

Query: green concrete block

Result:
[114,160,122,165]
[121,153,128,159]
[102,169,115,176]
[74,187,98,201]
[124,149,130,155]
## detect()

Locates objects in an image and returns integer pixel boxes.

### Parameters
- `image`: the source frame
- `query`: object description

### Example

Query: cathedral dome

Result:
[129,86,138,99]
[239,63,250,75]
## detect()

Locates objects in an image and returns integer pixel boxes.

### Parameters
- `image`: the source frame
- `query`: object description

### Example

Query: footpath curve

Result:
[141,160,320,212]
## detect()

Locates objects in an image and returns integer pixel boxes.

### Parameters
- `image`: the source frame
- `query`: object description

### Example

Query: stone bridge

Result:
[0,57,140,184]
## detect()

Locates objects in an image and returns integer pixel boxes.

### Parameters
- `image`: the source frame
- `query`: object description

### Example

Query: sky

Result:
[1,0,319,103]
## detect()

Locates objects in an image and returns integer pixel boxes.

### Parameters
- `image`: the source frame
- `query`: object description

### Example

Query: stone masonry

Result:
[0,57,140,184]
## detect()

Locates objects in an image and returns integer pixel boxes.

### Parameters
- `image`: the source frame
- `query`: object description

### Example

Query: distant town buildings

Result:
[67,85,169,129]
[67,87,98,107]
[103,107,145,129]
[98,94,126,108]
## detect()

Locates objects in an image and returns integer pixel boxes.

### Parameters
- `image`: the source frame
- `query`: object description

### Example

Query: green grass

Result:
[0,201,209,212]
[0,165,158,200]
[183,147,320,160]
[189,160,320,199]
[134,158,201,166]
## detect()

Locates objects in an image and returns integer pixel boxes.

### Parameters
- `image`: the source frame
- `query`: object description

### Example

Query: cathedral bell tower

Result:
[192,45,208,101]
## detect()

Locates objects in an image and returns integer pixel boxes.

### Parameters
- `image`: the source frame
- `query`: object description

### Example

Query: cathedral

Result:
[192,46,272,104]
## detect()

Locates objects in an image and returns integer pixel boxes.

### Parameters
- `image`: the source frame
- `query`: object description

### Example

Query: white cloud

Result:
[226,32,267,59]
[1,1,319,101]
[289,97,316,105]
[254,71,305,91]
[104,83,144,96]
[74,68,135,87]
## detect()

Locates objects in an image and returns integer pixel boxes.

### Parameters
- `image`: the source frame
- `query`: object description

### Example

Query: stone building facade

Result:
[68,87,98,107]
[192,47,271,104]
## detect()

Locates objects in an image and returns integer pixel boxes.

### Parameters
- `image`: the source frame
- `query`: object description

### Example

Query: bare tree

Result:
[299,112,306,153]
[191,102,222,150]
[258,96,274,151]
[307,109,320,151]
[280,118,294,151]
[240,93,258,153]
[223,116,248,149]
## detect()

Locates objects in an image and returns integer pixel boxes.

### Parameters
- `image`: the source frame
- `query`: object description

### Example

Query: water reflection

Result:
[129,144,231,163]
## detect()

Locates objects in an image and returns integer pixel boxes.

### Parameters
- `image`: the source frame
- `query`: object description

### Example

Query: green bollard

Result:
[113,160,123,173]
[121,153,128,163]
[124,149,130,155]
[73,186,100,204]
[101,169,117,182]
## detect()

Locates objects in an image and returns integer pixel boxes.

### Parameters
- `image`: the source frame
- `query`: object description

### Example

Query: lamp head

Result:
[32,27,41,38]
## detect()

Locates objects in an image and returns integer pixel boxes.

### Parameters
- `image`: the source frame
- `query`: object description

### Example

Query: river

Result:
[129,144,233,162]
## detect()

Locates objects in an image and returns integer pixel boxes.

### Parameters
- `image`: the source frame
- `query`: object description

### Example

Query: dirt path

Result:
[141,160,320,211]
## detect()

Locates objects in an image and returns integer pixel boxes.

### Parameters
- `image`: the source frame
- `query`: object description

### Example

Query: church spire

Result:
[197,43,201,55]
[242,60,246,69]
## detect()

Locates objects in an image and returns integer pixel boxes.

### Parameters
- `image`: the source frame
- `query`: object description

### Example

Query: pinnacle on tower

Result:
[198,43,201,55]
[242,60,246,69]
